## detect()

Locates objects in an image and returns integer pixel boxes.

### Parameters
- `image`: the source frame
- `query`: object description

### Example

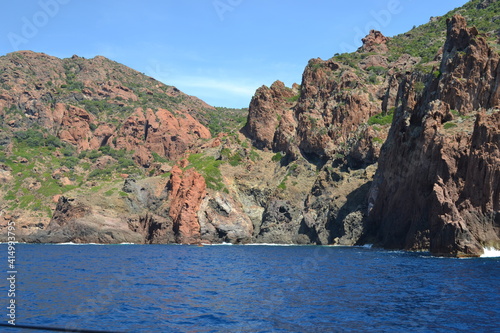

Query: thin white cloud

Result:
[171,76,258,97]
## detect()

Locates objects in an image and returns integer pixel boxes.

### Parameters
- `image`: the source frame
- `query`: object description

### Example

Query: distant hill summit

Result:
[0,50,213,163]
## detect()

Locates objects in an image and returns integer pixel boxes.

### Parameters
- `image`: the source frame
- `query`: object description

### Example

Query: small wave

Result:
[481,247,500,258]
[53,242,139,246]
[54,242,105,246]
[209,243,298,246]
[245,243,296,246]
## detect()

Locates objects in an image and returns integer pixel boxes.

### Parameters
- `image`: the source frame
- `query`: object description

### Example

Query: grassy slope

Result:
[389,0,500,63]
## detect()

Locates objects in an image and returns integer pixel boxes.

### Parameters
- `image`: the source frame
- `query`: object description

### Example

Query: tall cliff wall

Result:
[367,15,500,257]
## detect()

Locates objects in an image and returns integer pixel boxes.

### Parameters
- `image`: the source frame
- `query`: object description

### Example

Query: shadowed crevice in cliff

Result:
[128,213,174,244]
[328,181,372,245]
[300,151,328,171]
[300,164,376,246]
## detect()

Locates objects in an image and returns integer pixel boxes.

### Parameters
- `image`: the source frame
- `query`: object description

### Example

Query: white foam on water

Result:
[481,247,500,258]
[203,243,290,246]
[245,243,296,246]
[54,242,104,245]
[53,242,139,246]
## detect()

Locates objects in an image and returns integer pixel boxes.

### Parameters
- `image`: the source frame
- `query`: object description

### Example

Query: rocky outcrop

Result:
[429,111,500,256]
[33,196,144,244]
[115,107,211,165]
[361,30,390,53]
[198,192,254,243]
[266,56,388,164]
[255,199,307,244]
[367,15,500,257]
[243,81,298,150]
[476,0,496,10]
[439,15,500,111]
[167,166,207,244]
[348,127,386,168]
[57,105,97,151]
[301,164,376,246]
[127,213,174,244]
[21,175,174,244]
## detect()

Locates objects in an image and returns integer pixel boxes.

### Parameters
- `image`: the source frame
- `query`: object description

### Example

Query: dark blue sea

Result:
[1,244,499,333]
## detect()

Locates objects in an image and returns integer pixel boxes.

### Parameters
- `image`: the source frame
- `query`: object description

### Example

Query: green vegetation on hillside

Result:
[367,109,394,126]
[0,130,140,216]
[330,1,500,69]
[206,107,248,135]
[389,0,500,63]
[187,153,226,192]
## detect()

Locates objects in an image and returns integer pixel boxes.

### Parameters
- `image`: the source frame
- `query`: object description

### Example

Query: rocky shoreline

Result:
[1,10,499,257]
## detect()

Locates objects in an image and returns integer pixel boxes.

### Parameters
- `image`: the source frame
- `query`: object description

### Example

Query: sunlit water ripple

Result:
[1,244,499,332]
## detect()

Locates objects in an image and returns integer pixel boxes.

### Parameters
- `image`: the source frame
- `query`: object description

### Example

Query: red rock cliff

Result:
[367,15,500,257]
[243,81,298,150]
[167,166,207,244]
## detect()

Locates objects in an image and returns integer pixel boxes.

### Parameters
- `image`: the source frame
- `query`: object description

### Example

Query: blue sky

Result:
[1,0,469,108]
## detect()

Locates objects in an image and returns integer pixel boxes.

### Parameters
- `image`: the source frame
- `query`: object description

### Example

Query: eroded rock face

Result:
[301,164,376,246]
[36,196,144,244]
[293,59,381,161]
[429,112,500,256]
[439,15,500,111]
[198,192,254,244]
[127,213,174,244]
[361,30,390,53]
[256,199,307,244]
[258,49,393,166]
[167,166,207,244]
[57,105,97,151]
[116,108,211,166]
[367,15,500,257]
[243,81,298,150]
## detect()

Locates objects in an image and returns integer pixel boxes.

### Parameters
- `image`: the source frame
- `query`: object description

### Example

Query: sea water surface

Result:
[1,244,499,332]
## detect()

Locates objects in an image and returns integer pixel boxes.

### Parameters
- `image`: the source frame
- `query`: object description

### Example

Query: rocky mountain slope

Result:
[242,0,499,256]
[1,0,498,257]
[0,51,214,161]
